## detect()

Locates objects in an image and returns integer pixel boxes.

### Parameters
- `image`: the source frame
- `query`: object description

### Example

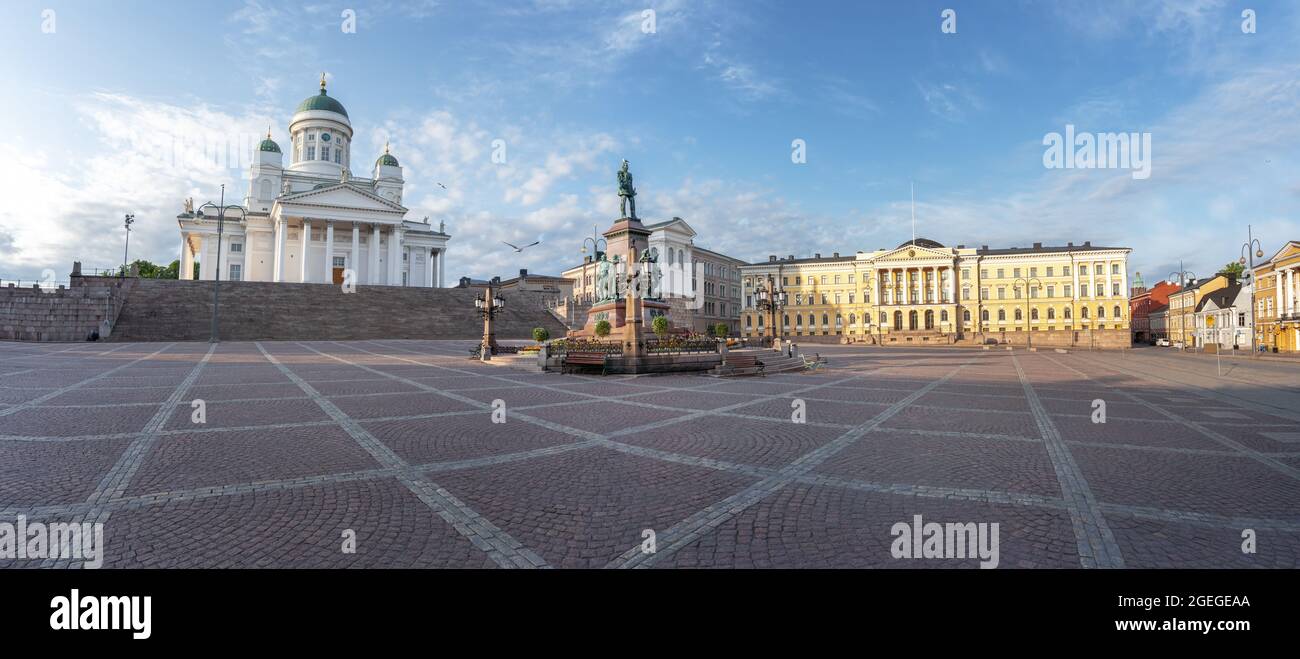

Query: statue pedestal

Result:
[574,298,672,337]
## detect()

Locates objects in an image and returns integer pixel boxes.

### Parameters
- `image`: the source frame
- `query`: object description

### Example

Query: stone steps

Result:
[109,279,568,342]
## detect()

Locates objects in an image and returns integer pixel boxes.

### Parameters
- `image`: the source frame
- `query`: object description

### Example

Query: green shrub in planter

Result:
[532,327,550,343]
[594,320,611,337]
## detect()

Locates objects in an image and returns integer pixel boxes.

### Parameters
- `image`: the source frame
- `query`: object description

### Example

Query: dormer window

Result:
[307,133,315,141]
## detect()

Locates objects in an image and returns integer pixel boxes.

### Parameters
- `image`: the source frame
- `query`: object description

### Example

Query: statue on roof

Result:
[183,197,193,213]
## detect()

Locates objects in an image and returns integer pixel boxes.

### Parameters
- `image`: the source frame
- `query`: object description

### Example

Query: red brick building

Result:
[1129,273,1180,344]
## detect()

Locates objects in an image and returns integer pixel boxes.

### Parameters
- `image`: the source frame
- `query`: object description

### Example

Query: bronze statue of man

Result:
[617,159,637,219]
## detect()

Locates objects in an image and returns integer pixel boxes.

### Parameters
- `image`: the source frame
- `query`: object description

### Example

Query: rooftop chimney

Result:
[1033,242,1042,249]
[833,252,839,258]
[769,255,777,262]
[815,253,821,259]
[1067,242,1074,247]
[519,268,528,278]
[1083,241,1091,247]
[981,245,988,251]
[788,254,795,260]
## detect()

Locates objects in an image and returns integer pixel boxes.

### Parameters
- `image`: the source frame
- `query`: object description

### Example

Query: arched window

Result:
[1097,306,1105,319]
[981,309,989,322]
[998,309,1006,321]
[940,310,948,322]
[745,315,752,328]
[848,313,856,326]
[783,314,790,327]
[1081,307,1089,319]
[818,313,826,327]
[963,309,971,322]
[1031,308,1039,320]
[1064,307,1072,319]
[667,250,674,265]
[1014,308,1023,321]
[1113,305,1121,319]
[1047,308,1056,320]
[834,314,842,328]
[795,314,803,327]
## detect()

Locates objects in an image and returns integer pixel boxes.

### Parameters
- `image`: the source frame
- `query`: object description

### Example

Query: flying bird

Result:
[436,182,448,189]
[502,240,540,252]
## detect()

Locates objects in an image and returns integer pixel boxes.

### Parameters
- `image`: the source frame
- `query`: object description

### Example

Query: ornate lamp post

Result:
[1239,225,1265,355]
[1014,276,1043,350]
[1168,260,1197,348]
[578,225,607,305]
[754,274,787,344]
[474,283,505,361]
[196,185,247,343]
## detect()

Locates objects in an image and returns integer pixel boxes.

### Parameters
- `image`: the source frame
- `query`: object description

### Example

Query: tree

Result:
[532,327,550,343]
[106,259,180,279]
[594,320,611,337]
[652,315,669,338]
[1219,262,1245,279]
[713,322,729,338]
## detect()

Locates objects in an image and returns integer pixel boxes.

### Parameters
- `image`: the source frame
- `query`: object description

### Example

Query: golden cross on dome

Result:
[320,72,327,91]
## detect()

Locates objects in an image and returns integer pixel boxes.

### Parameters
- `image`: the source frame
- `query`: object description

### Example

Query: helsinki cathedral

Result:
[176,76,450,287]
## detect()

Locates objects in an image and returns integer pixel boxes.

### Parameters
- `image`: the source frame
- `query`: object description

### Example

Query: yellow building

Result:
[740,239,1132,348]
[1252,240,1300,353]
[1167,275,1231,348]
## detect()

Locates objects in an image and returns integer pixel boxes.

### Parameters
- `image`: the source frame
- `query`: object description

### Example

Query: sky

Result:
[1,0,1297,285]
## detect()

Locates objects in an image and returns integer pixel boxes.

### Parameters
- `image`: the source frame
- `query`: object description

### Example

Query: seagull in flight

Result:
[503,240,540,252]
[436,182,448,189]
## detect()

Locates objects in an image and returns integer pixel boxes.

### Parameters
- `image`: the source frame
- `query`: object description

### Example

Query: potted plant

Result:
[594,320,611,338]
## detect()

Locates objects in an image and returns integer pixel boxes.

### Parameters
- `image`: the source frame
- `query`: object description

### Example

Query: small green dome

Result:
[258,137,281,153]
[376,153,399,167]
[295,89,349,118]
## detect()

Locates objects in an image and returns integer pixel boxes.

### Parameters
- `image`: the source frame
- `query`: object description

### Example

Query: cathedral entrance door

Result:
[332,256,346,285]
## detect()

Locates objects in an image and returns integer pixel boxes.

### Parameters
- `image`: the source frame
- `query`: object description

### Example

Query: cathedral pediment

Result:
[276,183,407,213]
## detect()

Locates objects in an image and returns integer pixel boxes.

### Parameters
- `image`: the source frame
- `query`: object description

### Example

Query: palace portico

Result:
[178,77,449,287]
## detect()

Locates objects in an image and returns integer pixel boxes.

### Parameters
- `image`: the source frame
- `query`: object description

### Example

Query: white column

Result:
[437,248,445,287]
[946,266,954,303]
[350,223,359,282]
[1276,270,1283,318]
[387,227,401,285]
[426,249,434,287]
[274,219,287,282]
[323,221,334,283]
[1073,262,1080,299]
[1287,268,1295,316]
[369,224,380,284]
[1089,263,1096,299]
[180,234,192,280]
[300,220,310,283]
[199,236,211,281]
[1118,262,1127,298]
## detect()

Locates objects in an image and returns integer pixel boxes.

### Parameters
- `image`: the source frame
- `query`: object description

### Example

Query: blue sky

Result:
[1,0,1297,284]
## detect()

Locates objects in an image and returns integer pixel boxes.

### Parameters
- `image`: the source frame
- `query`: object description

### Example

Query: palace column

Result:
[387,227,401,285]
[437,248,445,287]
[369,224,380,284]
[1276,270,1284,317]
[300,220,311,283]
[426,249,434,287]
[350,223,359,283]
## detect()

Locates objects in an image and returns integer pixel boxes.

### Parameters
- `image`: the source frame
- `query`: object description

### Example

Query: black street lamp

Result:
[1014,276,1043,350]
[474,283,506,360]
[1168,260,1198,349]
[754,274,787,344]
[1239,224,1265,355]
[196,184,247,343]
[121,214,135,278]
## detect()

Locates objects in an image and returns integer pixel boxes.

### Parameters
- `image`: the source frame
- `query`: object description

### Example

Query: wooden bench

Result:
[564,351,608,375]
[724,354,764,376]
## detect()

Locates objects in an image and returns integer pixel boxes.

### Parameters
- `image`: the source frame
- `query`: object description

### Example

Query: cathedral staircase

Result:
[108,279,567,342]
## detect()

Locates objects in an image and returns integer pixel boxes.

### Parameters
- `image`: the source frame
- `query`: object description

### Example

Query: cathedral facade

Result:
[176,78,450,287]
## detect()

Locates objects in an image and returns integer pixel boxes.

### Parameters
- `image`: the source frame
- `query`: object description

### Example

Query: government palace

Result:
[738,238,1132,348]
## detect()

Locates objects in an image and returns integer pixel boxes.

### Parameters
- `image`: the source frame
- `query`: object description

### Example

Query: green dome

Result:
[258,137,281,153]
[376,153,399,167]
[295,89,349,118]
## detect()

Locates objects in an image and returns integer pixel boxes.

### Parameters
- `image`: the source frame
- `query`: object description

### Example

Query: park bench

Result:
[802,354,827,371]
[724,354,764,376]
[564,351,609,375]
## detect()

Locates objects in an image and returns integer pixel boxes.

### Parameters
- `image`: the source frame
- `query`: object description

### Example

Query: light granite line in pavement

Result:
[256,342,550,569]
[1043,353,1300,482]
[608,356,974,569]
[1013,354,1125,568]
[0,343,176,417]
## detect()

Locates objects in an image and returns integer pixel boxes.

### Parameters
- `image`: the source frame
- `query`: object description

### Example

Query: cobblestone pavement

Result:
[2,340,1298,569]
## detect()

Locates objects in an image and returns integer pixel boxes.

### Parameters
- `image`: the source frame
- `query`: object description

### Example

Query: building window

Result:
[321,146,330,161]
[335,149,342,164]
[1098,306,1105,319]
[980,288,988,300]
[228,263,241,281]
[997,287,1005,300]
[997,268,1005,278]
[1047,285,1055,298]
[1112,264,1120,275]
[229,242,243,253]
[1046,267,1054,277]
[1065,307,1072,319]
[306,146,315,160]
[1064,284,1073,297]
[963,309,971,322]
[1112,283,1121,296]
[980,269,988,279]
[1014,268,1021,278]
[981,309,989,322]
[333,256,346,268]
[1114,305,1122,319]
[1015,308,1023,321]
[998,309,1006,321]
[1031,308,1039,320]
[1047,308,1056,320]
[962,288,970,300]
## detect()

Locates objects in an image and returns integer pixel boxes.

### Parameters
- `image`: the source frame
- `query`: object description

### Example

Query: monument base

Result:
[571,298,673,337]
